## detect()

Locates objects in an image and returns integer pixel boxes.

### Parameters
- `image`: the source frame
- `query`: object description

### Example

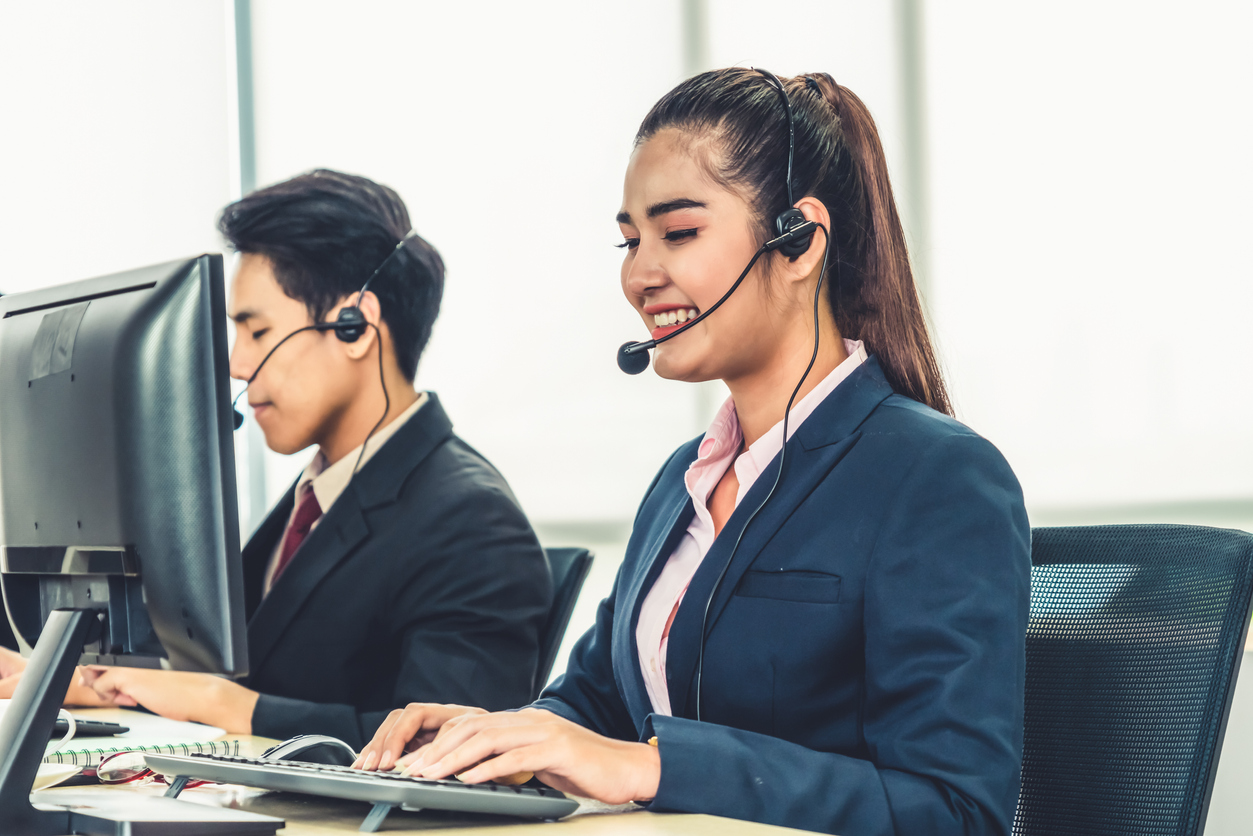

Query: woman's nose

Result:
[623,250,669,298]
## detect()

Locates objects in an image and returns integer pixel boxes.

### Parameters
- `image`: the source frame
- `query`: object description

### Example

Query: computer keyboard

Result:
[143,752,579,824]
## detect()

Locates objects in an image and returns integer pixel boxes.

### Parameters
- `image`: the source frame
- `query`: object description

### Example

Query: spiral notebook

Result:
[0,700,237,768]
[42,738,242,767]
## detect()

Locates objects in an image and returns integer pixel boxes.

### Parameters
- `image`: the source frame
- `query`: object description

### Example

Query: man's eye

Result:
[664,228,697,242]
[251,329,269,340]
[615,238,640,250]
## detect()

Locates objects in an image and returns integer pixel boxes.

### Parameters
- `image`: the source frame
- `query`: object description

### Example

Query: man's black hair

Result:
[218,168,444,380]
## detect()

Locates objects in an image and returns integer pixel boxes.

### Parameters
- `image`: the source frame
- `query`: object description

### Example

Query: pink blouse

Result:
[635,339,867,715]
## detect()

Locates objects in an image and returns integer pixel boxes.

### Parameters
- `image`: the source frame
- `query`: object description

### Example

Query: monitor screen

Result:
[0,255,247,676]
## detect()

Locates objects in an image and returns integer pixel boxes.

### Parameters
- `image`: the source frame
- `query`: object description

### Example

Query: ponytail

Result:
[637,68,952,416]
[803,74,951,416]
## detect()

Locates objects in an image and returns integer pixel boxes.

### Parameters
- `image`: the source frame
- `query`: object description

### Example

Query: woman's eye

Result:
[663,228,697,243]
[615,238,640,250]
[251,328,269,341]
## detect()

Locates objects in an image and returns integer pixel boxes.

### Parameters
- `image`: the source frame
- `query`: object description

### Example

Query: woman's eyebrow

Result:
[616,198,709,226]
[647,198,707,219]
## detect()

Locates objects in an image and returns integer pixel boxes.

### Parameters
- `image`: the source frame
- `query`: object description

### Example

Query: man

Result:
[3,170,552,748]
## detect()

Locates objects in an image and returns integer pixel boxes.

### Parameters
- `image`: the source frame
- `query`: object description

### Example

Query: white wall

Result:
[926,2,1253,518]
[247,0,699,521]
[0,1,234,292]
[246,0,939,526]
[2,0,1248,538]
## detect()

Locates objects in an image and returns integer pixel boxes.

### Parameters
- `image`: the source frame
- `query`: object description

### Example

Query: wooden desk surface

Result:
[36,709,803,835]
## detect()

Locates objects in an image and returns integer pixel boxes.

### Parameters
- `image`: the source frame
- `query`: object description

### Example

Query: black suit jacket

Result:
[243,393,552,748]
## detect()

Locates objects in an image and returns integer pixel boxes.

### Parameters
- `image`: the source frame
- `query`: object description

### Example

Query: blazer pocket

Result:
[735,570,842,603]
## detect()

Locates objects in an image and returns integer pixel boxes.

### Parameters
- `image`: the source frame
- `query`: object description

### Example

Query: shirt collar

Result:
[729,339,867,492]
[295,391,429,514]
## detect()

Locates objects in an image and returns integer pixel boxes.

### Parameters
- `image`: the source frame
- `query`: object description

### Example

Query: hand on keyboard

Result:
[355,703,486,772]
[366,705,661,805]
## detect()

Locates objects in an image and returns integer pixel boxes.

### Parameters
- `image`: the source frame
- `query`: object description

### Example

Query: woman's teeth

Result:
[653,308,699,327]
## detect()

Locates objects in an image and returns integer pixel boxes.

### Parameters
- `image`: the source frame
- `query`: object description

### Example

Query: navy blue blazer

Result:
[534,357,1031,835]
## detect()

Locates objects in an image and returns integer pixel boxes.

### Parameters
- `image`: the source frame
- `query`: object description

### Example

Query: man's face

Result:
[227,254,357,455]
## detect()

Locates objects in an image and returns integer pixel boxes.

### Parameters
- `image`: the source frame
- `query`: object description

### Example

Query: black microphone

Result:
[616,340,654,375]
[615,220,817,375]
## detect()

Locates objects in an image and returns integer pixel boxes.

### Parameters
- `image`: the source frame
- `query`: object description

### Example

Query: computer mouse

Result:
[260,734,357,767]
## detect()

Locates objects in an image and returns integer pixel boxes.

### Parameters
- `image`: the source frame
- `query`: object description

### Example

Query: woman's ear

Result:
[338,290,384,361]
[779,196,833,287]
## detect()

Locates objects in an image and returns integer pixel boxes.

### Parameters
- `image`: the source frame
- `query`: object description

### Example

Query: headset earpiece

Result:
[313,306,367,342]
[330,306,367,342]
[774,208,815,258]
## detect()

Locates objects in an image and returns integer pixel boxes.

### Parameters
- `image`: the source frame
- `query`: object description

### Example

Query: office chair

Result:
[534,547,594,699]
[1016,524,1253,836]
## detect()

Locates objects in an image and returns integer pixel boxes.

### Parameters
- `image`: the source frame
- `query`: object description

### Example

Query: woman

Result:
[356,68,1030,836]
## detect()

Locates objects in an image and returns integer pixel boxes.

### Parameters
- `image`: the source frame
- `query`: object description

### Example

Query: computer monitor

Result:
[0,255,246,674]
[0,256,274,834]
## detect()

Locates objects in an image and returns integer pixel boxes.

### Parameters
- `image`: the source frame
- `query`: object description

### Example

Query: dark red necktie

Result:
[272,488,322,583]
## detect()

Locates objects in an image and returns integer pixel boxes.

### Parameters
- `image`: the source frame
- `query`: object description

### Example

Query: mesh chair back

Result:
[1016,525,1253,836]
[535,547,594,699]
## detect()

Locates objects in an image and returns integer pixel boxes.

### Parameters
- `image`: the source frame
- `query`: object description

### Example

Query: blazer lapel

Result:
[241,489,296,620]
[244,393,457,676]
[245,495,371,675]
[612,479,695,725]
[664,357,896,717]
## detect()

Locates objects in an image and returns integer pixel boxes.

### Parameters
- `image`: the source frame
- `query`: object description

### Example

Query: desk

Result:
[36,709,803,835]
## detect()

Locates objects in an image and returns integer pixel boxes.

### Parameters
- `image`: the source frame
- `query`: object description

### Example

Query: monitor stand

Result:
[0,609,281,835]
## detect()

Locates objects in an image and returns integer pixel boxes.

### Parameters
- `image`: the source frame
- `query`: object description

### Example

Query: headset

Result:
[615,70,836,721]
[230,231,417,473]
[616,74,820,376]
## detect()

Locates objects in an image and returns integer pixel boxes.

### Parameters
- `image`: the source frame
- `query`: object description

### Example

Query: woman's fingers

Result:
[356,708,413,771]
[405,712,507,773]
[376,707,433,771]
[356,704,484,771]
[395,740,432,770]
[413,723,551,781]
[456,744,548,785]
[409,708,555,773]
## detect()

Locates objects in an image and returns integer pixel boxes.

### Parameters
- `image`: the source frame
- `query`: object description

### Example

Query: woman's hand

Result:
[355,703,488,772]
[0,647,113,706]
[80,667,259,733]
[404,708,660,805]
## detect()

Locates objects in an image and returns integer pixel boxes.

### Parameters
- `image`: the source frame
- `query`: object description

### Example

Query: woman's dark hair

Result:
[218,168,444,381]
[637,68,952,416]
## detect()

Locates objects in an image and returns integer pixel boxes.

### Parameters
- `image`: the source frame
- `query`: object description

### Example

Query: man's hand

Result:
[0,647,112,706]
[0,646,26,679]
[81,667,260,733]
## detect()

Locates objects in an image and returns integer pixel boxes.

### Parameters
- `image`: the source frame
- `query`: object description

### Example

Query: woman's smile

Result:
[643,303,700,339]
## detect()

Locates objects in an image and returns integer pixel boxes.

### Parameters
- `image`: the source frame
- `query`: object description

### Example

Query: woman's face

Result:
[618,129,782,384]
